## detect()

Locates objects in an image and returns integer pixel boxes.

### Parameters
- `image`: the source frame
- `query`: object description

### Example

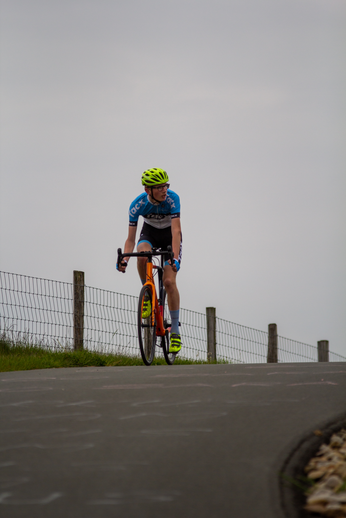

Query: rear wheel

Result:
[138,285,156,365]
[161,288,177,365]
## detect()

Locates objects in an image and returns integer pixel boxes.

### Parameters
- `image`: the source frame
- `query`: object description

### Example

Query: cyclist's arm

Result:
[171,217,181,263]
[123,225,137,260]
[118,225,137,272]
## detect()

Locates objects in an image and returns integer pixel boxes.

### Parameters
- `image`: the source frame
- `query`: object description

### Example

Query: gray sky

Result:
[1,0,345,358]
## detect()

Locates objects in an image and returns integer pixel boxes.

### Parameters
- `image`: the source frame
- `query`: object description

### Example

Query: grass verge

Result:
[0,337,215,372]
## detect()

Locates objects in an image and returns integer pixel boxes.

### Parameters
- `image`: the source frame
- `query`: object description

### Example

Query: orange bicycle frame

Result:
[144,261,166,337]
[117,247,173,339]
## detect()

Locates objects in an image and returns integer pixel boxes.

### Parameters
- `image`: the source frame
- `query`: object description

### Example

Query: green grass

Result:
[280,473,316,493]
[0,336,214,372]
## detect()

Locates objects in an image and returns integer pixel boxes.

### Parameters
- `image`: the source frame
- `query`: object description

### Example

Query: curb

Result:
[279,412,346,518]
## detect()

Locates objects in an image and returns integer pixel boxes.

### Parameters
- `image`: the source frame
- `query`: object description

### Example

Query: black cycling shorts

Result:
[138,222,182,264]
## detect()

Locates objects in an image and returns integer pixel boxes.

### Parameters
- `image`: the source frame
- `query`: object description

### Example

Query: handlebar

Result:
[117,246,174,270]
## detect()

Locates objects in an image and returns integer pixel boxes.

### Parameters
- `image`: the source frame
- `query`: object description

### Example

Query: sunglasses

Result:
[153,184,170,191]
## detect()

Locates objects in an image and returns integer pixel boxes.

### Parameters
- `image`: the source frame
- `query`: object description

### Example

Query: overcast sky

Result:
[1,0,345,358]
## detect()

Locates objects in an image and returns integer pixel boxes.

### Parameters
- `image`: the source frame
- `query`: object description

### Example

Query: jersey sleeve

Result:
[128,206,138,226]
[128,194,145,227]
[168,191,181,218]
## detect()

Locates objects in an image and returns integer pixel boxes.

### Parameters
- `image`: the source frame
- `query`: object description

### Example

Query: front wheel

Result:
[138,285,156,365]
[161,288,177,365]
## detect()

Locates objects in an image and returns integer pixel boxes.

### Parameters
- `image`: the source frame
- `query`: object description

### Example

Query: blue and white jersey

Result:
[129,190,180,230]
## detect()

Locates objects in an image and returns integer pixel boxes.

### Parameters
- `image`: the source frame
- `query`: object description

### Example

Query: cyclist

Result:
[117,168,182,353]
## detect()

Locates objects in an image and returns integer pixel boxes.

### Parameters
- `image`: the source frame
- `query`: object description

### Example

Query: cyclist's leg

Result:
[163,266,179,311]
[163,230,182,313]
[164,266,180,343]
[137,223,156,283]
[163,243,182,352]
[137,240,152,284]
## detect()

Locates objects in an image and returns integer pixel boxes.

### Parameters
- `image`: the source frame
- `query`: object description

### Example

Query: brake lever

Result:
[167,245,174,267]
[117,248,123,270]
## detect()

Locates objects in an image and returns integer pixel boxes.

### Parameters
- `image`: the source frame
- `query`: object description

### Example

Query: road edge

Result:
[279,412,346,518]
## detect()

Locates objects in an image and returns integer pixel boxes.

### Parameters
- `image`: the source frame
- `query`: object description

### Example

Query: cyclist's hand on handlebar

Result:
[165,258,180,273]
[116,260,128,273]
[173,259,180,272]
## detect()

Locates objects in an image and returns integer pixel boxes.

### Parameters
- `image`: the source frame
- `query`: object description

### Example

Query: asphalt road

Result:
[1,362,346,518]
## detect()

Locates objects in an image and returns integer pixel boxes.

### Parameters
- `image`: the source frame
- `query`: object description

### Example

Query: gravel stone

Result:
[304,429,346,517]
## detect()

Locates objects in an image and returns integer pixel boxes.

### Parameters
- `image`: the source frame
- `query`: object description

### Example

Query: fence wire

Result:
[0,271,74,349]
[277,335,319,363]
[83,286,138,356]
[1,271,345,363]
[216,318,268,364]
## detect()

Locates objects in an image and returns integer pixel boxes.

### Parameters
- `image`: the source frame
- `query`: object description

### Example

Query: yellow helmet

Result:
[141,168,169,186]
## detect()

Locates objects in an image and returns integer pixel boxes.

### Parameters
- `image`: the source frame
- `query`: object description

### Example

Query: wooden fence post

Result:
[267,323,278,363]
[318,340,329,362]
[206,307,216,362]
[73,271,84,351]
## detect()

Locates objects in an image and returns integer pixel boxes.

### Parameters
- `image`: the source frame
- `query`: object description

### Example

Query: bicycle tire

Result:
[161,288,177,365]
[138,285,156,365]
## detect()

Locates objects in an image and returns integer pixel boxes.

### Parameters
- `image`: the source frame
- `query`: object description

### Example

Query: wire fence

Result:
[1,271,345,363]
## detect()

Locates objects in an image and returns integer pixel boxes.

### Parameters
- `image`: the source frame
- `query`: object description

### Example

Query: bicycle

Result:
[117,246,178,366]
